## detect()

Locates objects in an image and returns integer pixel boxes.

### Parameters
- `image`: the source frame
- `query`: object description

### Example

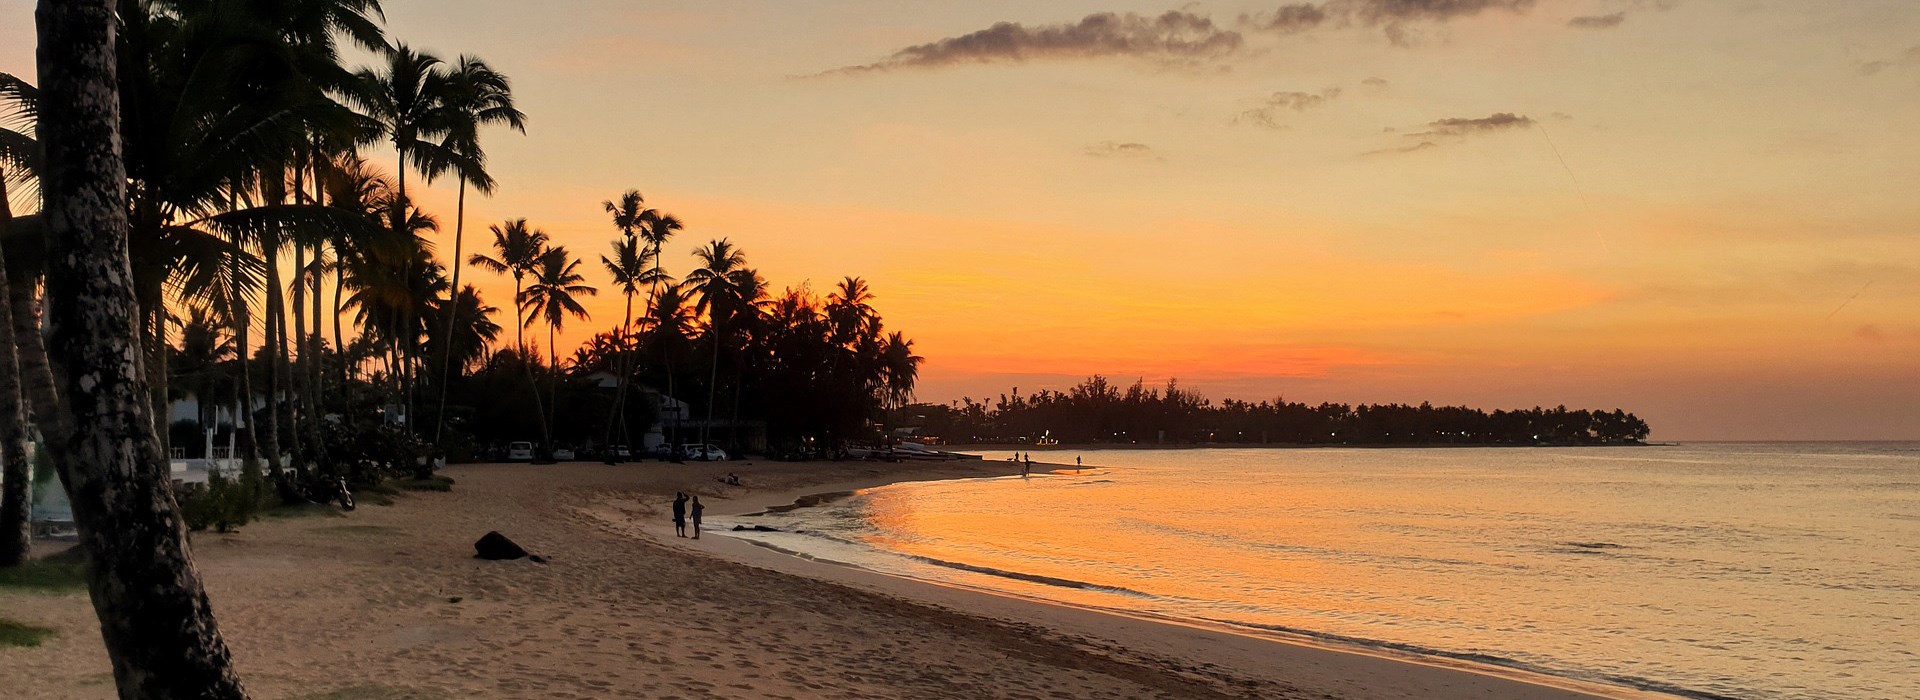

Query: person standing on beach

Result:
[690,497,705,539]
[672,492,688,538]
[1076,455,1082,473]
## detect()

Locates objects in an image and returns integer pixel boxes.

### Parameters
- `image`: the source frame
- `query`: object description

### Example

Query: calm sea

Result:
[715,443,1920,700]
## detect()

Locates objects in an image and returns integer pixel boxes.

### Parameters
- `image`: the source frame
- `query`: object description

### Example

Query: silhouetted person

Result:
[691,497,704,539]
[1076,455,1082,473]
[672,492,688,538]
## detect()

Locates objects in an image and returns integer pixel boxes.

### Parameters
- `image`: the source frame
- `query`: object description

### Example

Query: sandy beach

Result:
[2,459,1650,699]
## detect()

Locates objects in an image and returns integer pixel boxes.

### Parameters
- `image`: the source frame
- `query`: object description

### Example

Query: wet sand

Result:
[1,459,1650,699]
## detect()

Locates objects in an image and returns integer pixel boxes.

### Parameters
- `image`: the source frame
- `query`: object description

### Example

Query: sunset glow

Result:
[3,0,1915,439]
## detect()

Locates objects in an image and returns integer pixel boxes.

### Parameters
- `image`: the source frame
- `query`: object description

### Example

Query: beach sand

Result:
[1,460,1648,699]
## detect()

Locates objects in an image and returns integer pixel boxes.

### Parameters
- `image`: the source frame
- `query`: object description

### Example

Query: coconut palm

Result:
[598,191,665,451]
[520,246,596,452]
[682,238,748,452]
[0,71,37,567]
[424,284,500,379]
[427,54,524,446]
[826,276,878,346]
[468,218,552,447]
[350,43,451,228]
[35,0,247,690]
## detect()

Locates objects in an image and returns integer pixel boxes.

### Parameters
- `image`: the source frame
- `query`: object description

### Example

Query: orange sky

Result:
[4,0,1917,440]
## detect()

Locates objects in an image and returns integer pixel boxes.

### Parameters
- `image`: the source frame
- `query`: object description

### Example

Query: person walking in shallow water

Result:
[672,492,688,537]
[690,496,705,539]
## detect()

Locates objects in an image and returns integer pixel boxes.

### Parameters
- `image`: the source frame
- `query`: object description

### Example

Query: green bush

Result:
[179,468,264,532]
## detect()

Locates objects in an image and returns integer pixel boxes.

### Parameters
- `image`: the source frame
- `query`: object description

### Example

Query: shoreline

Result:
[5,458,1666,699]
[682,463,1680,700]
[952,441,1666,451]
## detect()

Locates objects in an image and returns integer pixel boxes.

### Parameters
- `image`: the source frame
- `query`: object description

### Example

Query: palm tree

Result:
[424,284,500,381]
[0,71,37,567]
[598,190,662,451]
[469,219,551,447]
[427,54,525,446]
[826,276,878,346]
[682,238,748,452]
[35,0,246,691]
[519,246,596,453]
[350,43,451,229]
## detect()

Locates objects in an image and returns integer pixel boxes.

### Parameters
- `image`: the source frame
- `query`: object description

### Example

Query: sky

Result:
[3,0,1917,440]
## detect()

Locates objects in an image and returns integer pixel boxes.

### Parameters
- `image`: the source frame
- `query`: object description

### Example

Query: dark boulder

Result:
[474,531,530,560]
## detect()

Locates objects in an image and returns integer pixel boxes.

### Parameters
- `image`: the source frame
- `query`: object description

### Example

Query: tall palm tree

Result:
[469,219,551,448]
[598,190,662,451]
[424,284,500,382]
[519,246,596,452]
[427,54,525,446]
[35,0,246,691]
[682,238,747,452]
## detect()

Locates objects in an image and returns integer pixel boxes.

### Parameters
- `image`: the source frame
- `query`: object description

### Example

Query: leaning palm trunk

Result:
[35,1,249,694]
[0,181,31,567]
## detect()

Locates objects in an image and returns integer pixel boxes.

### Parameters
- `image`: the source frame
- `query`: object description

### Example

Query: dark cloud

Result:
[1241,3,1329,33]
[1235,87,1343,129]
[1413,112,1535,137]
[1361,76,1390,89]
[1364,140,1440,156]
[1335,0,1537,24]
[1858,44,1920,76]
[1568,12,1626,29]
[1085,141,1161,158]
[819,11,1243,76]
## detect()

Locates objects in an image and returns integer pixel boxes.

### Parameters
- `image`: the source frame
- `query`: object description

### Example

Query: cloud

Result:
[1240,3,1330,33]
[1235,87,1343,129]
[817,11,1243,75]
[1412,112,1535,137]
[1335,0,1538,23]
[1567,12,1626,29]
[1361,76,1390,90]
[1858,44,1920,76]
[1085,141,1161,159]
[1364,140,1441,156]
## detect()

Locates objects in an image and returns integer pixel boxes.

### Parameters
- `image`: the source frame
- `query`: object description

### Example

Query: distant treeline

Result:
[893,376,1650,446]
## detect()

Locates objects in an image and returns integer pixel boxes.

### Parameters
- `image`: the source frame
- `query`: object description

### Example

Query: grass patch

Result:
[0,548,88,592]
[261,502,347,520]
[0,618,56,647]
[293,685,451,700]
[392,475,455,492]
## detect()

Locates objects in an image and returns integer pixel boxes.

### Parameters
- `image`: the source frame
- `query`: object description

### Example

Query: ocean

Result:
[713,443,1920,700]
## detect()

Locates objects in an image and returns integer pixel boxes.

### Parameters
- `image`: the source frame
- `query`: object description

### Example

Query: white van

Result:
[506,441,534,461]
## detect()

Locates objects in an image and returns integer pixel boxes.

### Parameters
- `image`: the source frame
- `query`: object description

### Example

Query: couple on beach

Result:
[672,493,704,539]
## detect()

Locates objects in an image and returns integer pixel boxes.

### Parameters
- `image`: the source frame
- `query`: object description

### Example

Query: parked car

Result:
[552,446,576,461]
[612,444,631,459]
[506,441,534,461]
[686,444,728,461]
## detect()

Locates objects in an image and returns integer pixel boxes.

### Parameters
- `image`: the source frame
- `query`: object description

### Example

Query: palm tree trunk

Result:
[8,272,61,441]
[515,279,551,453]
[331,247,346,391]
[0,179,33,567]
[35,2,248,693]
[547,321,559,454]
[228,259,259,464]
[602,289,633,455]
[260,236,288,494]
[702,322,720,452]
[291,237,308,459]
[433,177,467,447]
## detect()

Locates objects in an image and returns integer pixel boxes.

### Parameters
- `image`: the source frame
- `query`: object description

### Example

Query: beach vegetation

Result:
[902,377,1650,446]
[0,617,56,647]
